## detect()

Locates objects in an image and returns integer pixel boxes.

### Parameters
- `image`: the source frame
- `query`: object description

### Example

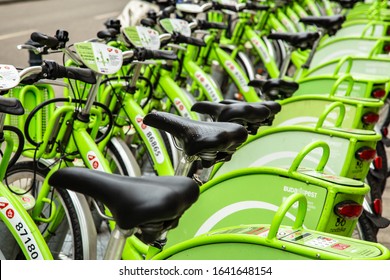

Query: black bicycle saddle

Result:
[267,32,320,50]
[191,101,271,134]
[143,111,248,167]
[248,78,299,100]
[300,15,346,36]
[49,167,199,243]
[0,96,24,115]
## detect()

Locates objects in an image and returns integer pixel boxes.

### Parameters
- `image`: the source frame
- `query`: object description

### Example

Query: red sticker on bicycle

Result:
[0,201,9,209]
[6,208,15,219]
[93,161,99,170]
[331,243,350,250]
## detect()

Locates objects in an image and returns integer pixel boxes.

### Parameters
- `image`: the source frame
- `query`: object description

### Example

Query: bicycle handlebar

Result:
[18,61,97,84]
[30,32,59,49]
[123,48,177,64]
[41,61,97,84]
[197,19,227,30]
[97,28,119,40]
[172,32,206,47]
[212,1,244,12]
[244,1,269,12]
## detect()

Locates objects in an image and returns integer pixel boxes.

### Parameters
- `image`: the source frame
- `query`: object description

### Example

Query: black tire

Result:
[374,140,388,194]
[4,161,84,259]
[104,140,131,176]
[353,211,378,242]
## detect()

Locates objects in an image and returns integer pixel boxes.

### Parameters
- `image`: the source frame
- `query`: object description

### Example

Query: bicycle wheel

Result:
[372,140,388,194]
[5,161,85,259]
[103,137,141,177]
[215,48,258,101]
[352,210,378,242]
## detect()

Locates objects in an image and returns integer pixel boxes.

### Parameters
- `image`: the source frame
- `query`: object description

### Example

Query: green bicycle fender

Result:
[292,1,310,19]
[267,13,287,33]
[210,124,380,179]
[286,6,306,31]
[184,60,224,102]
[211,44,260,102]
[156,224,390,260]
[158,73,201,120]
[164,165,369,248]
[335,20,390,38]
[304,56,390,93]
[297,73,389,100]
[313,37,388,66]
[0,186,53,260]
[272,95,381,130]
[244,26,280,78]
[302,0,323,16]
[276,9,299,33]
[123,94,175,176]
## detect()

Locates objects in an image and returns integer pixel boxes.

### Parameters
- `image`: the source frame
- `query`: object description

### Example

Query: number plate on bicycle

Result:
[74,42,122,75]
[0,65,19,90]
[176,3,204,13]
[122,26,161,50]
[160,18,191,37]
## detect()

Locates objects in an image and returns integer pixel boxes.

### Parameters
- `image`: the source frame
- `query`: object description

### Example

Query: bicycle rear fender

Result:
[212,125,380,180]
[274,95,383,130]
[159,193,390,260]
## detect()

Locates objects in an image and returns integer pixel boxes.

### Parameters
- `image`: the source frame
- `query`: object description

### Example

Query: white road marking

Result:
[0,29,35,41]
[93,12,119,20]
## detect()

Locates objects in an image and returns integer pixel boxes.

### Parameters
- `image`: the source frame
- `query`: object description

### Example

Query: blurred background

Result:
[0,0,129,66]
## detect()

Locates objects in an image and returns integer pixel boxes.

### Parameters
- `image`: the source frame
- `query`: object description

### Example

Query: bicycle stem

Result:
[79,74,102,118]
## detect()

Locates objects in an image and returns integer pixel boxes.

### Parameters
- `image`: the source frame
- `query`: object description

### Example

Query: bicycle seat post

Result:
[174,153,198,177]
[174,151,216,183]
[301,28,323,69]
[279,45,295,78]
[104,225,136,260]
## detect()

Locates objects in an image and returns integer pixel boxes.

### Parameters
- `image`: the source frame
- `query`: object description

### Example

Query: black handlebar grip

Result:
[174,32,206,47]
[213,2,239,12]
[42,61,97,84]
[138,49,178,61]
[245,2,269,11]
[150,49,178,60]
[97,28,118,39]
[197,20,227,30]
[161,5,176,18]
[30,32,59,49]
